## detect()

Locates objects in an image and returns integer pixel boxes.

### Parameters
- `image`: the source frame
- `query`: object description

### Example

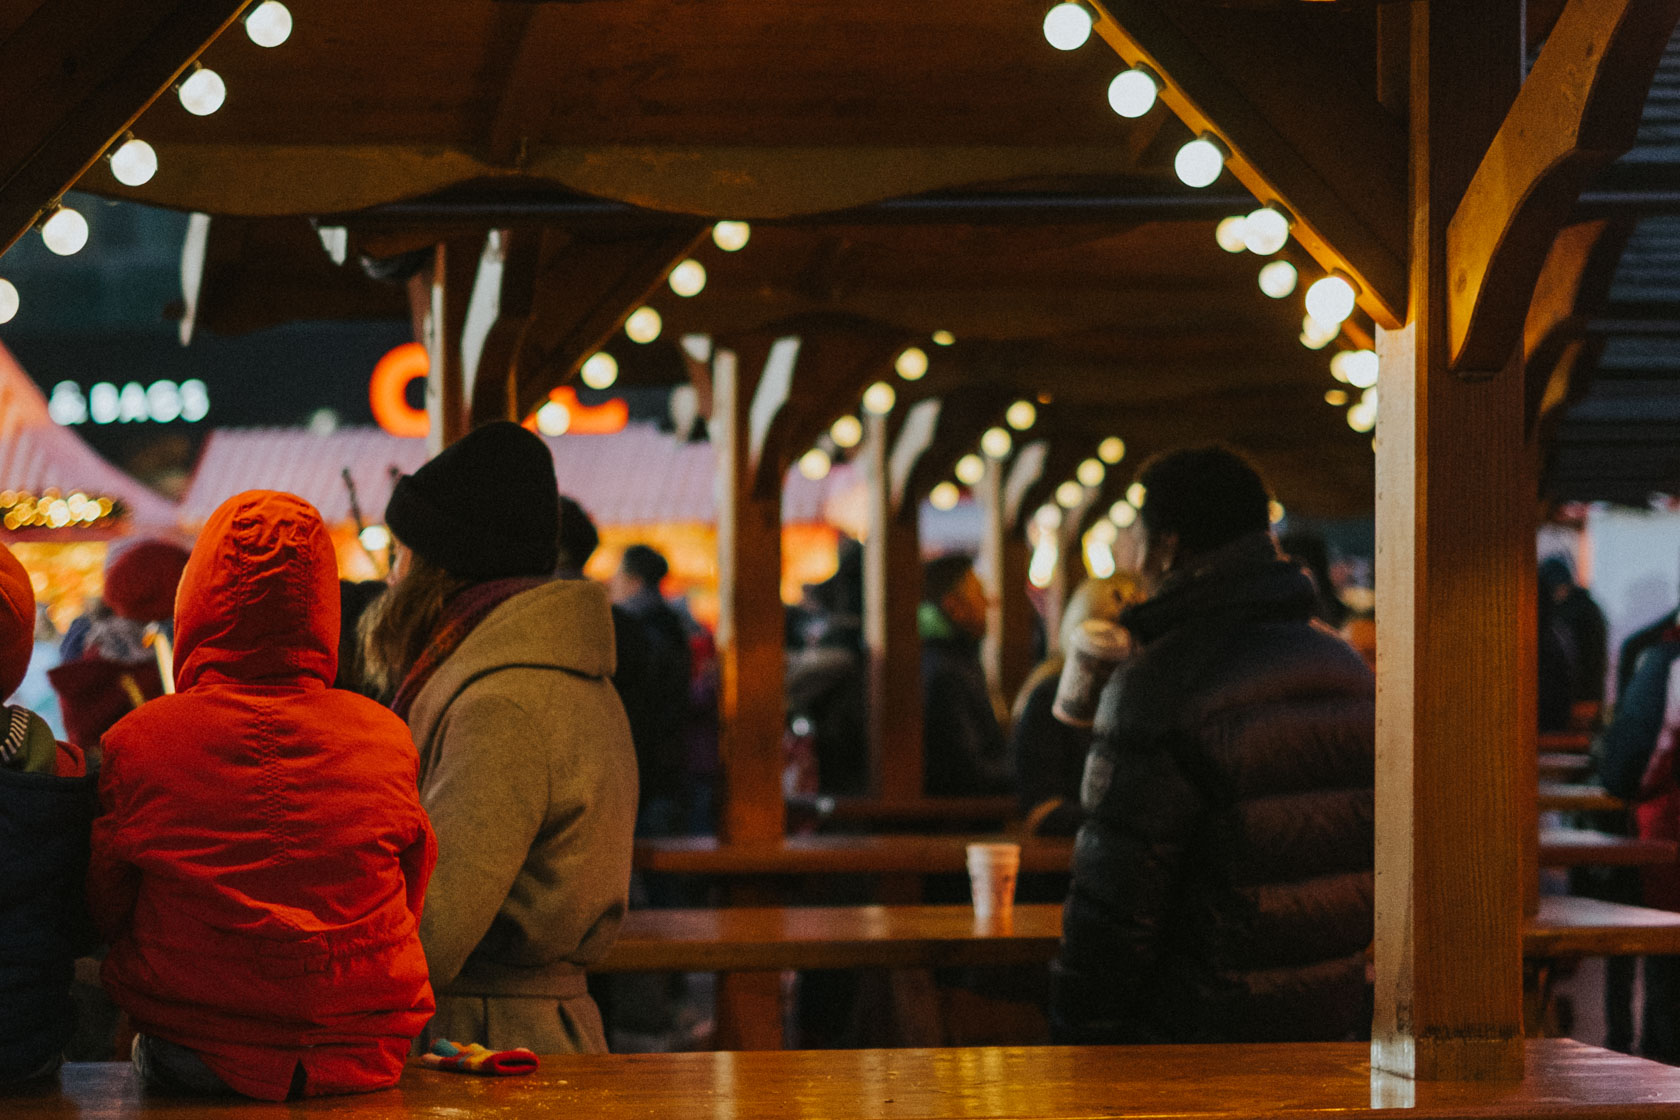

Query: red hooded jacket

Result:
[89,491,435,1100]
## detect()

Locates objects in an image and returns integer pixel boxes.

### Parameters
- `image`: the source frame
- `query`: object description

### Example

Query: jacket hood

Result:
[1122,530,1317,646]
[174,491,339,690]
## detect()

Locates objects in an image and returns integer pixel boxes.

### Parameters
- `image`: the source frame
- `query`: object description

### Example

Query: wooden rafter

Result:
[0,0,252,256]
[1446,0,1680,372]
[1087,0,1409,326]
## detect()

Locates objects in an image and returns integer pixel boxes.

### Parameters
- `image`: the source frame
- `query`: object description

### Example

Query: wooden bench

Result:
[1538,782,1625,813]
[39,1039,1680,1119]
[1540,827,1678,867]
[633,834,1075,876]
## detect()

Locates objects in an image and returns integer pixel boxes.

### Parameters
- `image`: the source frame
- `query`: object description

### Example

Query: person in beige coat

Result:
[362,422,638,1053]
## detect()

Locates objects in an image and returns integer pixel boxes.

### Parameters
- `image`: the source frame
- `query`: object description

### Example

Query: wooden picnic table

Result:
[1540,828,1678,868]
[1539,752,1595,779]
[37,1039,1680,1120]
[1538,783,1625,813]
[634,834,1074,876]
[1528,896,1680,958]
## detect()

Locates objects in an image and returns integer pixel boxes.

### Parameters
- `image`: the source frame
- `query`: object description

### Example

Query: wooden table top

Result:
[634,834,1075,875]
[1538,752,1594,778]
[1529,896,1680,958]
[1540,828,1679,867]
[1539,731,1594,754]
[788,795,1021,827]
[597,903,1063,973]
[1538,783,1625,813]
[29,1040,1680,1119]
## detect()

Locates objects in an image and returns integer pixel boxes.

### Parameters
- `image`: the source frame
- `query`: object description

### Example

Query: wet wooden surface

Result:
[22,1040,1680,1119]
[1540,828,1678,867]
[634,834,1074,875]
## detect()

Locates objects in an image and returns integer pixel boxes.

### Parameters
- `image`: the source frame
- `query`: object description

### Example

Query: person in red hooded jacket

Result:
[87,491,436,1100]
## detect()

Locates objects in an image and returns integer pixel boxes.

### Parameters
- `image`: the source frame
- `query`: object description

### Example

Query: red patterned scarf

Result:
[391,576,546,721]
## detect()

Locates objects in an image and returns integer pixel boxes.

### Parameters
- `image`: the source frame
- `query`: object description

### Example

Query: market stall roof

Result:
[0,340,179,531]
[177,423,857,530]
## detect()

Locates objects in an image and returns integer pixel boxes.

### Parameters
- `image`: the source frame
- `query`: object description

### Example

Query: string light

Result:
[1109,500,1137,528]
[862,381,896,415]
[40,205,88,256]
[1005,400,1037,430]
[107,136,157,187]
[1215,216,1248,253]
[931,330,955,346]
[1344,349,1379,389]
[1126,482,1146,507]
[830,415,863,449]
[668,259,707,298]
[358,524,391,552]
[1107,66,1159,118]
[955,454,985,485]
[930,481,961,510]
[1034,504,1063,532]
[895,346,928,381]
[798,447,832,481]
[1088,519,1119,546]
[1,490,121,531]
[1305,272,1358,325]
[0,279,16,324]
[981,426,1013,459]
[1077,458,1105,487]
[176,64,226,116]
[711,221,751,252]
[1085,532,1117,579]
[1098,436,1126,464]
[1269,501,1286,525]
[1325,389,1349,406]
[1029,538,1059,589]
[536,400,571,435]
[580,352,618,390]
[1258,260,1298,299]
[1174,134,1226,189]
[1042,2,1094,50]
[625,306,662,343]
[1300,314,1339,350]
[1241,205,1291,255]
[244,1,293,47]
[1347,388,1378,433]
[1056,480,1086,508]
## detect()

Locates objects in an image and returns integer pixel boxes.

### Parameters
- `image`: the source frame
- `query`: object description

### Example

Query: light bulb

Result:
[0,279,16,325]
[580,352,618,389]
[40,206,88,256]
[1107,67,1159,118]
[1029,539,1058,589]
[1300,314,1339,350]
[931,330,955,346]
[895,346,928,381]
[1110,500,1137,528]
[668,259,706,298]
[1305,273,1358,325]
[244,1,292,47]
[1269,501,1285,525]
[1042,2,1093,50]
[536,400,571,436]
[1241,205,1291,255]
[930,481,961,511]
[1077,458,1105,487]
[1056,480,1086,509]
[1035,504,1063,532]
[1325,389,1349,406]
[981,426,1012,459]
[830,415,863,448]
[1174,135,1225,189]
[1097,436,1125,464]
[712,221,750,252]
[1347,402,1376,433]
[1328,350,1354,383]
[862,381,896,415]
[177,66,226,116]
[1258,259,1298,299]
[798,447,832,481]
[1126,482,1146,508]
[1345,349,1379,389]
[1215,216,1248,253]
[1090,522,1119,549]
[108,137,157,186]
[624,306,662,343]
[955,454,985,485]
[1005,400,1037,430]
[359,524,391,552]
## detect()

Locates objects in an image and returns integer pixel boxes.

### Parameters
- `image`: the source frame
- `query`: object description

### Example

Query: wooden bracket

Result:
[1520,219,1631,434]
[1089,0,1408,327]
[0,0,252,256]
[888,399,942,517]
[1446,0,1680,373]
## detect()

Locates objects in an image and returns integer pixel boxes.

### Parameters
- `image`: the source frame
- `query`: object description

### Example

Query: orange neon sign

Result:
[521,386,630,436]
[370,345,629,438]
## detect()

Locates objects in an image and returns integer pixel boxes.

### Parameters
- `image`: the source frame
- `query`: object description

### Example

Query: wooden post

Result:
[713,344,787,844]
[978,458,1034,720]
[414,239,476,453]
[864,411,926,800]
[1371,0,1527,1082]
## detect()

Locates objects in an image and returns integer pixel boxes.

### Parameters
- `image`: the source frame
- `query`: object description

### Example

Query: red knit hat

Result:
[0,542,34,700]
[103,538,191,623]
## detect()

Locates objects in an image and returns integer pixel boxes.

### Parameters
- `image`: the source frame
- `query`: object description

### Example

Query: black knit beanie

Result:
[385,421,560,580]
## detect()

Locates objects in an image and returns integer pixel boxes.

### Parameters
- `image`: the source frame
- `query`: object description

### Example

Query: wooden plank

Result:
[633,834,1073,876]
[417,239,479,452]
[0,0,252,256]
[865,410,925,800]
[596,903,1061,974]
[1540,828,1678,868]
[1536,783,1623,813]
[1371,1,1528,1082]
[1527,897,1680,959]
[1539,753,1593,779]
[46,1039,1680,1119]
[1447,0,1680,372]
[790,794,1019,829]
[1538,731,1592,754]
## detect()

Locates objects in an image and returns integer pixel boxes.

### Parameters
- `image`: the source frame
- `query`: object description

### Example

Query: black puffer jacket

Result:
[1052,531,1374,1044]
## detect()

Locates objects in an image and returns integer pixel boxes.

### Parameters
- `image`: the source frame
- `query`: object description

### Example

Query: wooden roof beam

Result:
[1087,0,1409,327]
[1446,0,1680,373]
[0,0,252,256]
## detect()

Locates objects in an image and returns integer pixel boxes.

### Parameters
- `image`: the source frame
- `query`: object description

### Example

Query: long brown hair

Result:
[359,549,470,699]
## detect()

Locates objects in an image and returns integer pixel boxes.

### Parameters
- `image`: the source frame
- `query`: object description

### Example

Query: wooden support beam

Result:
[865,410,925,801]
[1088,0,1409,326]
[409,238,480,453]
[1447,0,1680,373]
[979,448,1042,719]
[0,0,252,256]
[464,229,540,426]
[1372,1,1528,1083]
[1521,220,1632,435]
[714,340,789,844]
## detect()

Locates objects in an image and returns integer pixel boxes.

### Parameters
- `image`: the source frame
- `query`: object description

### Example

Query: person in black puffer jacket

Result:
[1052,446,1374,1045]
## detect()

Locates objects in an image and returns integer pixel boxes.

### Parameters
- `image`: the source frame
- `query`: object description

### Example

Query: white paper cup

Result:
[967,842,1021,923]
[1051,619,1131,727]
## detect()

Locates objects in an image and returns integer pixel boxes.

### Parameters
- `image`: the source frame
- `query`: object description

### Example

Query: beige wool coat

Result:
[406,579,638,1053]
